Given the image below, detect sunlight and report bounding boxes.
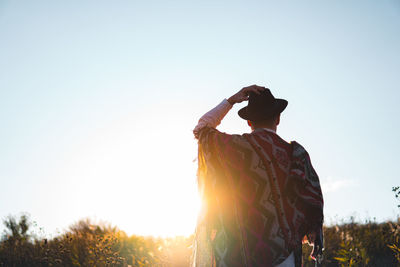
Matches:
[52,104,201,237]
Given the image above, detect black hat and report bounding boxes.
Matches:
[238,89,288,121]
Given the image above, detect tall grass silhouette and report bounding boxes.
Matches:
[1,187,399,266]
[1,215,399,266]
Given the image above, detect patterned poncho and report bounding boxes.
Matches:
[192,127,324,267]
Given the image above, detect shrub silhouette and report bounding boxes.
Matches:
[1,214,399,266]
[0,215,193,267]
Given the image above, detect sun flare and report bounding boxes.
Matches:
[54,108,202,237]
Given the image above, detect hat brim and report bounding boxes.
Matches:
[238,98,288,121]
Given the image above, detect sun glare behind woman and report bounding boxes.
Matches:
[58,107,202,237]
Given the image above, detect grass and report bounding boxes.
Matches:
[1,214,399,266]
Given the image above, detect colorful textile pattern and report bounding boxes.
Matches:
[192,127,324,267]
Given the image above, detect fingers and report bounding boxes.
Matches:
[250,87,265,94]
[238,95,249,102]
[243,85,266,95]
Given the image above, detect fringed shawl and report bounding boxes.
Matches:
[192,127,324,267]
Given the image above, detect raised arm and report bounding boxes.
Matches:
[193,99,232,138]
[193,85,265,138]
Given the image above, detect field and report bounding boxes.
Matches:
[1,214,399,267]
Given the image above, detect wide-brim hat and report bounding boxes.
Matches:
[238,89,288,121]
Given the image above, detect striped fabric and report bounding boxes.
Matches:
[192,127,324,267]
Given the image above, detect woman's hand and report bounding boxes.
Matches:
[227,85,266,105]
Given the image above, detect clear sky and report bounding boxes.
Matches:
[1,0,399,237]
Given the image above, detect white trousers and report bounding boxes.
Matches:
[275,252,295,267]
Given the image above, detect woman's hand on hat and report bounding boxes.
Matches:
[227,85,265,105]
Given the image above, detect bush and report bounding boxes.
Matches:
[1,214,399,266]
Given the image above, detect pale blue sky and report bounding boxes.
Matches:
[0,0,399,237]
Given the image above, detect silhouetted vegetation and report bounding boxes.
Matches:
[1,189,399,266]
[0,215,192,267]
[301,218,400,267]
[1,215,399,266]
[393,186,400,209]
